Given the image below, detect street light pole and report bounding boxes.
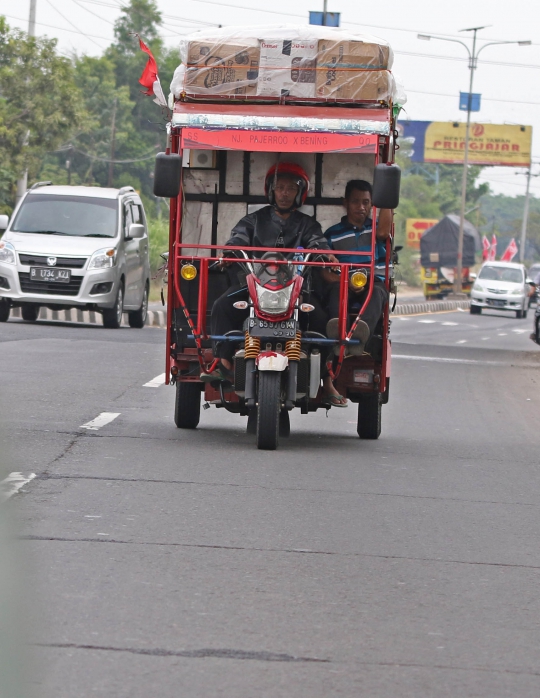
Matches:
[417,30,531,295]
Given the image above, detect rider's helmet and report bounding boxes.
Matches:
[265,162,310,209]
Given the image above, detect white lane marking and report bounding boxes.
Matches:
[512,329,528,334]
[1,472,36,502]
[143,373,166,388]
[418,319,436,324]
[481,337,490,340]
[393,354,539,367]
[397,317,411,321]
[498,333,508,336]
[80,412,120,431]
[442,322,459,326]
[456,340,467,344]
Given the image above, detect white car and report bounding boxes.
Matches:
[470,261,529,318]
[0,183,150,328]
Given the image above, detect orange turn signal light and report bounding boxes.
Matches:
[300,303,315,313]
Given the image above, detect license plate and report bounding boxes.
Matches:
[29,267,71,283]
[354,370,374,384]
[248,318,297,338]
[487,298,505,307]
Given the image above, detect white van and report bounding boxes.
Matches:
[0,183,150,328]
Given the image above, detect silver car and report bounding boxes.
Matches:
[470,261,529,318]
[0,183,150,328]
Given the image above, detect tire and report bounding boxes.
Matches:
[21,304,40,322]
[536,318,540,344]
[256,372,282,450]
[516,309,523,319]
[102,284,124,329]
[470,305,481,315]
[174,381,201,429]
[522,309,528,319]
[0,299,10,322]
[357,393,382,440]
[128,283,149,328]
[279,409,291,438]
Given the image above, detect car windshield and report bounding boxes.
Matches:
[478,265,523,283]
[12,194,118,238]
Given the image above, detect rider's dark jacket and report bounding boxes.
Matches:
[225,206,330,252]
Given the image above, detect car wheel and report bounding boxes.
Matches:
[128,283,149,329]
[470,305,481,315]
[522,308,528,319]
[516,309,524,319]
[21,304,40,322]
[0,299,10,322]
[102,284,123,329]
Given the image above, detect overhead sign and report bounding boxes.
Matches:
[459,92,481,112]
[399,121,532,167]
[406,218,439,249]
[181,129,378,153]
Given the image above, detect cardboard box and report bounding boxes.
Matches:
[316,68,394,103]
[185,41,260,96]
[257,39,318,98]
[317,40,391,70]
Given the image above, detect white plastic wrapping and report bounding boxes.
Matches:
[171,25,401,105]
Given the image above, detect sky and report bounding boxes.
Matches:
[2,0,540,199]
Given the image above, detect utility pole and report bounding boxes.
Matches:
[107,98,117,188]
[417,30,531,295]
[322,0,327,26]
[15,0,37,205]
[519,168,531,264]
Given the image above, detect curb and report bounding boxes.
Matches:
[392,300,470,316]
[10,306,167,328]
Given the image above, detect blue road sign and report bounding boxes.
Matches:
[309,11,340,26]
[459,92,481,112]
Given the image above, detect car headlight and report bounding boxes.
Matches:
[255,285,293,315]
[0,241,16,265]
[511,287,524,295]
[88,248,117,269]
[473,283,484,292]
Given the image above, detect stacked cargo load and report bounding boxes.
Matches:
[170,25,404,107]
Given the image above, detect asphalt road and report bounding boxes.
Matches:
[1,309,540,697]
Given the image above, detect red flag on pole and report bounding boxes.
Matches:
[482,235,491,261]
[488,234,497,261]
[137,35,167,106]
[500,238,518,262]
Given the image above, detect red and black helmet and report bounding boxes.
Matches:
[265,162,310,209]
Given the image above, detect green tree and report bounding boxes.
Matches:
[0,18,82,212]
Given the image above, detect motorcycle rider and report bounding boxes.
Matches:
[201,162,344,404]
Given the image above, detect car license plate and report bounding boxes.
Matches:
[248,318,297,338]
[29,267,71,283]
[487,298,505,307]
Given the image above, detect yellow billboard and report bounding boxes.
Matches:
[400,121,532,167]
[405,218,439,249]
[424,122,532,167]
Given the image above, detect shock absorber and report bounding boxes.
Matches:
[244,331,260,407]
[285,331,301,406]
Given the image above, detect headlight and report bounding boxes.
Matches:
[0,241,16,265]
[511,287,524,295]
[255,284,293,315]
[473,283,484,292]
[88,248,116,269]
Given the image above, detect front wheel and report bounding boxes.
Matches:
[470,305,481,315]
[256,372,282,450]
[128,284,149,329]
[21,304,40,322]
[0,299,10,322]
[102,285,124,329]
[357,393,382,440]
[174,381,201,429]
[516,308,524,319]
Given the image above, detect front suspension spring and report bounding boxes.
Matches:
[285,331,302,362]
[244,332,261,359]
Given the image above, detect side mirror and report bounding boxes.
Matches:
[372,163,401,210]
[154,152,181,198]
[128,223,145,239]
[0,215,9,230]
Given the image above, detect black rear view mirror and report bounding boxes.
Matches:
[154,152,182,198]
[372,163,401,210]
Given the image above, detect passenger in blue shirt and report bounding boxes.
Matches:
[322,179,393,354]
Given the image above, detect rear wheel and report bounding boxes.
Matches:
[128,283,149,329]
[357,393,382,440]
[102,285,123,329]
[0,299,10,322]
[174,381,201,429]
[21,304,39,322]
[470,305,481,315]
[256,372,281,450]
